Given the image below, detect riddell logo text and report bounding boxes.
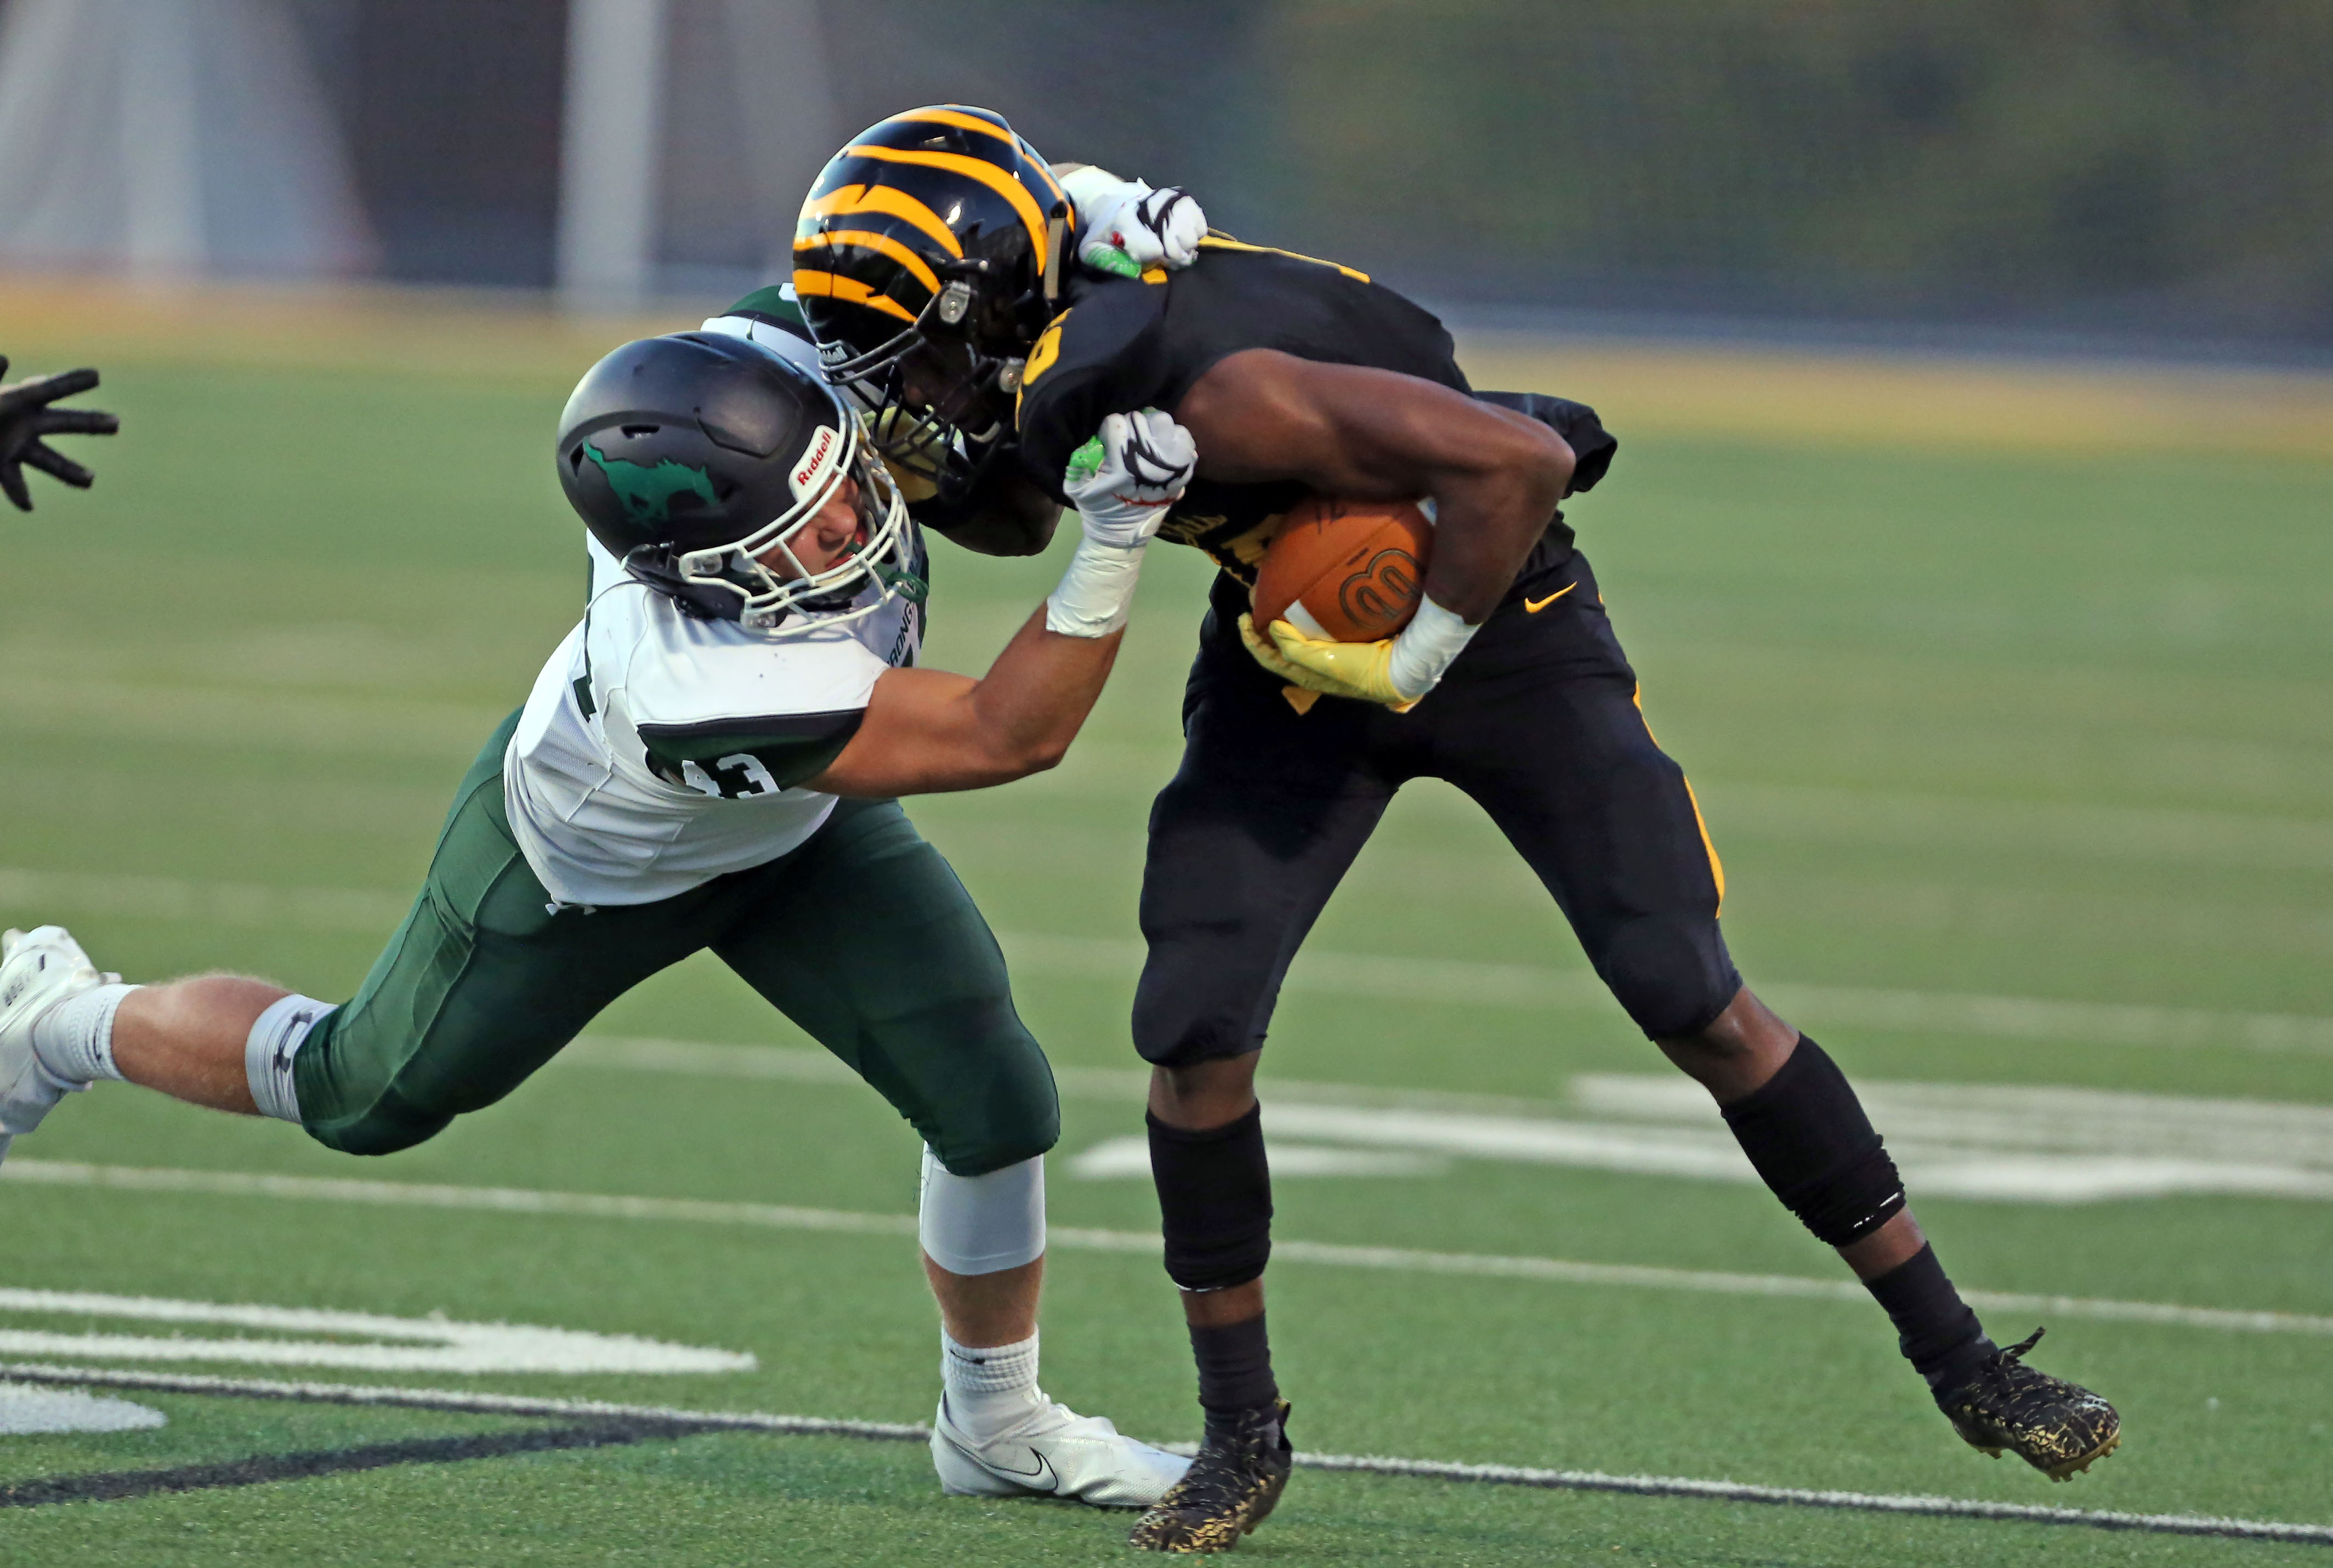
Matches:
[793,426,839,495]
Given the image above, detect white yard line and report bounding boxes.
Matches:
[1018,933,2333,1058]
[7,1160,2329,1338]
[7,865,2332,1053]
[3,1362,2327,1546]
[0,1362,929,1440]
[566,1039,2333,1204]
[0,1288,750,1375]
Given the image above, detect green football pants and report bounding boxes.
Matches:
[293,711,1058,1175]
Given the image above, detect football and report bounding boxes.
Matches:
[1250,495,1433,642]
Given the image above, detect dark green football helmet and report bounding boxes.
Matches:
[555,332,915,634]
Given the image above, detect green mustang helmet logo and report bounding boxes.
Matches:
[582,441,718,525]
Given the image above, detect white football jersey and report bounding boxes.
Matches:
[504,535,924,907]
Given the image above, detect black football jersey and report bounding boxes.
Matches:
[1012,235,1614,595]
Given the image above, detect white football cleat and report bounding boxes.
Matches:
[931,1391,1190,1509]
[0,925,115,1163]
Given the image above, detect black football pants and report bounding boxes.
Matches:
[1132,552,1740,1066]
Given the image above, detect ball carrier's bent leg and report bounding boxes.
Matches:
[1127,624,1400,1552]
[1437,558,2118,1479]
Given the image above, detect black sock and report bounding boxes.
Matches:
[1190,1313,1279,1424]
[1869,1243,1993,1392]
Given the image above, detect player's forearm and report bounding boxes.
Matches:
[1179,351,1573,624]
[1418,452,1573,622]
[814,612,1121,796]
[962,608,1123,777]
[824,409,1175,794]
[917,471,1064,558]
[1405,399,1573,621]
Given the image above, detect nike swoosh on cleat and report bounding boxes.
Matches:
[947,1432,1059,1493]
[989,1447,1059,1491]
[1524,584,1577,613]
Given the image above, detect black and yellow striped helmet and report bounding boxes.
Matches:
[793,105,1072,499]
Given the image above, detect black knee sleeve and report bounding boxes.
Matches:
[1149,1105,1273,1291]
[1595,912,1741,1039]
[1719,1037,1905,1247]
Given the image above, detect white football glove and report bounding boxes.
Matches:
[1061,168,1207,277]
[1062,408,1196,549]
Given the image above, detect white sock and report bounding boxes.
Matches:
[244,993,334,1124]
[942,1330,1043,1435]
[29,983,135,1084]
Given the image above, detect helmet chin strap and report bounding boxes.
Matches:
[1042,202,1070,305]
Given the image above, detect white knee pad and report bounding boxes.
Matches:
[245,994,334,1124]
[918,1145,1046,1276]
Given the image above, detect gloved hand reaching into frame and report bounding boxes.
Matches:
[0,358,119,512]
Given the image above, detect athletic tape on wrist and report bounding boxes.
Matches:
[1387,596,1479,699]
[1045,535,1146,637]
[1719,1036,1905,1247]
[243,994,334,1125]
[918,1145,1046,1276]
[30,981,135,1083]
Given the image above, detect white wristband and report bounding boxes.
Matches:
[1387,596,1480,699]
[1045,534,1148,637]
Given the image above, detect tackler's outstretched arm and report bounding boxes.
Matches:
[809,410,1196,797]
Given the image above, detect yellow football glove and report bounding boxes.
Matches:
[1236,613,1420,713]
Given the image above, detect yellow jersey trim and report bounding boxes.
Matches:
[1195,232,1370,283]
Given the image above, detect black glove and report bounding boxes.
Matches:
[0,356,120,512]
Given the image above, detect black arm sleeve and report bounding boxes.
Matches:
[1475,391,1619,494]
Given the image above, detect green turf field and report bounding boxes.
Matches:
[2,340,2330,1566]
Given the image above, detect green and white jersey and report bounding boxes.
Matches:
[503,532,925,908]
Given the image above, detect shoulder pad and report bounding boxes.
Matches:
[699,310,822,378]
[724,284,806,328]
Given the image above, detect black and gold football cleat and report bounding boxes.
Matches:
[1935,1328,2121,1481]
[1127,1400,1293,1554]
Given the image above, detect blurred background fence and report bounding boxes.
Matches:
[0,0,2327,357]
